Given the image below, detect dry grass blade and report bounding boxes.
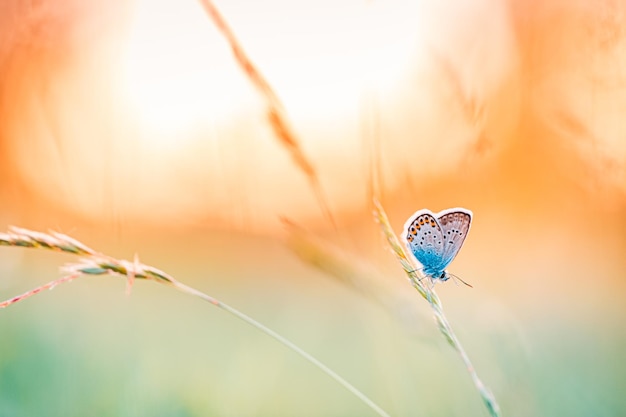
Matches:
[373,199,502,417]
[0,226,390,417]
[284,217,391,306]
[196,0,336,228]
[429,48,484,127]
[0,273,82,309]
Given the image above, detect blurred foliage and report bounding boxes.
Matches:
[1,251,625,417]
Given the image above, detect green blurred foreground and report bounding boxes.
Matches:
[0,240,625,417]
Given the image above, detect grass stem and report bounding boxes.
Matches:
[373,199,502,417]
[0,226,390,417]
[196,0,336,228]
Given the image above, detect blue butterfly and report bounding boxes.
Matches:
[403,208,473,283]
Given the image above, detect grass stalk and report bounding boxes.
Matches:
[373,199,502,417]
[196,0,336,228]
[0,226,390,417]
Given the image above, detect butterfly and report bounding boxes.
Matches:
[403,208,473,284]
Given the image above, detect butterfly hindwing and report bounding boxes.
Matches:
[437,208,472,268]
[404,210,446,276]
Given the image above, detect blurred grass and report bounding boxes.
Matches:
[1,238,625,417]
[1,0,625,416]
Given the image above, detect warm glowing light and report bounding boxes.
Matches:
[123,0,251,138]
[13,0,457,230]
[122,0,422,142]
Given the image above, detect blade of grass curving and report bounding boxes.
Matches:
[373,199,502,417]
[163,279,391,417]
[196,0,336,228]
[0,227,390,417]
[283,217,386,301]
[0,273,82,309]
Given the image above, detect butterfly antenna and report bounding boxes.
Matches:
[449,273,473,288]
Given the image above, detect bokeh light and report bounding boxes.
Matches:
[0,0,625,416]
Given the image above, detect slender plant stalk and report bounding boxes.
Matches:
[0,226,390,417]
[196,0,336,228]
[373,199,502,417]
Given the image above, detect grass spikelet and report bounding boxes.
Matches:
[0,226,390,417]
[373,199,502,417]
[283,217,430,331]
[283,218,387,302]
[196,0,336,228]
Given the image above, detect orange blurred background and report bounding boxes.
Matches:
[0,0,625,416]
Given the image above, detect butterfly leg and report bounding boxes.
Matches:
[407,267,424,275]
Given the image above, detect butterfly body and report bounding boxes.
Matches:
[403,208,472,283]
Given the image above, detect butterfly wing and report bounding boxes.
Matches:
[403,209,447,277]
[436,208,472,268]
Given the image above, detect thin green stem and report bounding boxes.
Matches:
[165,280,391,417]
[0,226,391,417]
